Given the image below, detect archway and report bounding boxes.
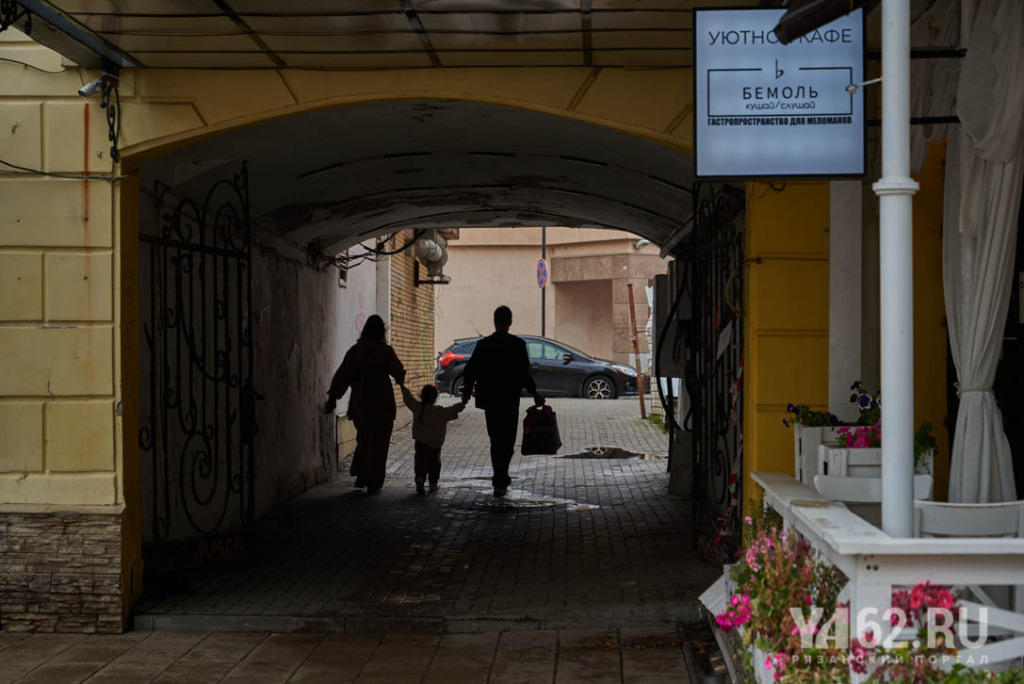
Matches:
[126,98,731,631]
[136,98,695,250]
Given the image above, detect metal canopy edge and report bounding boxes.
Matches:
[13,0,138,69]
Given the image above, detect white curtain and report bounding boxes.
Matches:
[909,0,960,173]
[945,0,1024,502]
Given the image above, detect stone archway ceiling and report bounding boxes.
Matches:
[20,0,763,70]
[140,99,696,250]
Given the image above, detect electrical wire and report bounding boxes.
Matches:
[0,158,123,181]
[353,231,399,257]
[0,57,70,74]
[306,236,399,273]
[362,229,426,256]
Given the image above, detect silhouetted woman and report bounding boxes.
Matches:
[325,315,405,494]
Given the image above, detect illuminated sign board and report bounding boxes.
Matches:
[694,8,865,179]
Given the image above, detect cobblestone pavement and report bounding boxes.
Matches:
[0,627,698,683]
[135,399,720,632]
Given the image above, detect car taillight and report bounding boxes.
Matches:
[438,351,466,368]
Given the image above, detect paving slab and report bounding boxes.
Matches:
[218,634,323,683]
[152,660,237,684]
[0,401,717,683]
[0,635,87,684]
[2,626,698,683]
[490,630,559,684]
[14,662,105,684]
[84,663,170,684]
[134,399,717,634]
[175,633,267,664]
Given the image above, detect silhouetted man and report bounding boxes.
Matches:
[461,305,544,497]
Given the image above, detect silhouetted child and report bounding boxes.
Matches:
[400,383,466,495]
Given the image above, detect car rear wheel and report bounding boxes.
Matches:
[583,375,616,400]
[452,376,464,398]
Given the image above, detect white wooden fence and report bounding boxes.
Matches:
[752,472,1024,674]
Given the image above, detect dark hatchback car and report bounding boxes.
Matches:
[435,335,638,399]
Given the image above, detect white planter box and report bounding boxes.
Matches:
[817,445,934,478]
[793,424,842,486]
[752,644,775,683]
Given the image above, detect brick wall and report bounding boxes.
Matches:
[0,507,124,633]
[335,234,436,470]
[389,231,436,399]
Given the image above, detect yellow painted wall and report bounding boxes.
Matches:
[913,141,950,500]
[743,182,831,514]
[0,26,136,622]
[124,67,694,164]
[741,146,950,512]
[0,33,119,507]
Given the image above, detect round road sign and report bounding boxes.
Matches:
[537,258,548,289]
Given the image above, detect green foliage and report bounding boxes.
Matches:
[722,504,1019,683]
[942,665,1024,683]
[646,415,669,433]
[864,650,1024,682]
[742,501,782,548]
[783,404,839,428]
[722,509,848,683]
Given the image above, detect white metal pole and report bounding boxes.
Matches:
[873,0,919,538]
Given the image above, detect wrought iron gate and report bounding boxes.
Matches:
[681,182,745,564]
[139,164,256,542]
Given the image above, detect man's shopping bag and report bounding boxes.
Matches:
[521,405,562,455]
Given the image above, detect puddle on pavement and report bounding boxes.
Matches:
[559,446,666,460]
[446,476,510,489]
[447,489,599,512]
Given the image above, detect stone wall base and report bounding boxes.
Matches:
[0,506,124,633]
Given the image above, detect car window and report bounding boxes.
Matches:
[524,338,590,360]
[527,341,544,359]
[542,343,565,361]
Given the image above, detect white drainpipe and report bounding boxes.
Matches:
[874,0,919,538]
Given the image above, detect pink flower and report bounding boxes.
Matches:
[745,548,761,572]
[744,516,753,525]
[849,639,869,675]
[771,653,789,680]
[910,585,924,610]
[715,593,751,632]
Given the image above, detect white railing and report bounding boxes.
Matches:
[752,472,1024,672]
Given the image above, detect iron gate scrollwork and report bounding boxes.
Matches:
[681,181,745,565]
[139,164,256,542]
